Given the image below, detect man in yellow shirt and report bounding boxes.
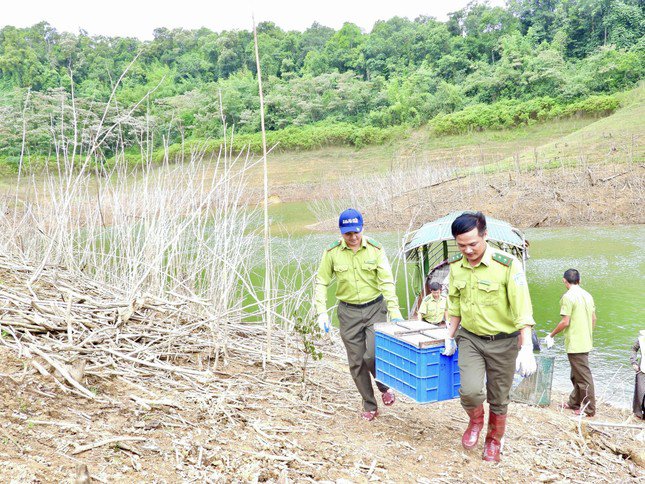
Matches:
[314,209,403,421]
[545,269,597,417]
[417,282,448,325]
[443,211,536,462]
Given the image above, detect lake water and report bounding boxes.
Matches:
[263,225,644,408]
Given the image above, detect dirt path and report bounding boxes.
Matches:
[1,344,643,483]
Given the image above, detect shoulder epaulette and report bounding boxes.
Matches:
[492,252,512,267]
[366,237,382,249]
[448,253,463,263]
[326,240,341,251]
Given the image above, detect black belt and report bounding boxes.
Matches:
[340,294,384,309]
[462,327,519,341]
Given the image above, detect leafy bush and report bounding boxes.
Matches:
[158,122,405,160]
[430,94,620,135]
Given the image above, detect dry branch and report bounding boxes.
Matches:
[71,436,148,455]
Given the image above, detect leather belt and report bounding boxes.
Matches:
[462,327,519,341]
[340,294,384,309]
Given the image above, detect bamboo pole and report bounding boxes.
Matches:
[253,17,273,362]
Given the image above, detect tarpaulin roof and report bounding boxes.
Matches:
[404,211,525,256]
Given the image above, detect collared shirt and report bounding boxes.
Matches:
[448,244,534,336]
[314,236,402,320]
[418,295,447,323]
[560,285,595,353]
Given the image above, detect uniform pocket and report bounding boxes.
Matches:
[453,280,467,291]
[362,262,377,272]
[477,281,500,306]
[335,265,350,282]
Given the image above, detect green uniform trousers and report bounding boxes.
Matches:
[567,352,596,416]
[455,327,519,415]
[337,298,389,412]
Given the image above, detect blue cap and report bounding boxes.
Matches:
[339,208,363,234]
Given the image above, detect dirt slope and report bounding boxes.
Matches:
[1,343,643,483]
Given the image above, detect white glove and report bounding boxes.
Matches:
[317,313,330,333]
[443,337,457,356]
[516,344,537,377]
[544,334,555,349]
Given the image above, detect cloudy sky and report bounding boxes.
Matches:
[2,0,506,39]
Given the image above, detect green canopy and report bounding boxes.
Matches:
[404,211,525,257]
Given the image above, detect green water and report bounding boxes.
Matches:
[523,225,644,408]
[261,225,643,408]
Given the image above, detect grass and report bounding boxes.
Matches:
[254,116,619,234]
[253,86,644,190]
[235,117,597,190]
[500,84,644,169]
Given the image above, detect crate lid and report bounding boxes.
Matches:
[396,320,440,332]
[374,323,414,336]
[399,332,445,348]
[422,328,450,340]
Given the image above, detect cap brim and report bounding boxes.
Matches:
[340,226,362,234]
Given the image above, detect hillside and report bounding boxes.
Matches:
[263,86,643,233]
[1,1,643,170]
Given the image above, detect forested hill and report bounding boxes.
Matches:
[0,0,643,165]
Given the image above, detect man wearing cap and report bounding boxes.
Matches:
[442,211,536,462]
[314,208,403,421]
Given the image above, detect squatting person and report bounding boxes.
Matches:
[442,211,537,462]
[545,269,597,417]
[417,282,448,325]
[314,208,403,421]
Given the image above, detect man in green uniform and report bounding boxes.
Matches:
[417,282,448,324]
[545,269,597,417]
[442,211,536,462]
[315,208,403,421]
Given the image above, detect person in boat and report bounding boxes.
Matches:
[545,269,597,417]
[417,282,448,326]
[314,208,403,422]
[442,211,537,462]
[630,330,645,420]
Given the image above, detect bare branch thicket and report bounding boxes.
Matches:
[307,161,458,224]
[0,78,349,408]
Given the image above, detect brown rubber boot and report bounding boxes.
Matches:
[461,405,485,450]
[482,412,507,462]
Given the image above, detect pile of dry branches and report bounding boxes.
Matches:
[0,251,281,401]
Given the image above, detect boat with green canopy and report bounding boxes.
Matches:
[402,211,529,318]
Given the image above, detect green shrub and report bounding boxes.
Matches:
[156,122,403,161]
[560,95,620,117]
[430,94,620,135]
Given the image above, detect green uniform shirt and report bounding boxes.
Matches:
[448,244,534,336]
[418,295,447,323]
[560,285,595,353]
[315,236,402,320]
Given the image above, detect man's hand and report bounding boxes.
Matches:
[443,337,457,356]
[317,313,330,333]
[544,334,555,349]
[516,344,537,377]
[634,364,641,373]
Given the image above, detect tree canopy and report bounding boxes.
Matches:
[0,0,643,161]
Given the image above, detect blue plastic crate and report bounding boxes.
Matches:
[375,331,460,404]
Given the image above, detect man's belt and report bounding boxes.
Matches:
[462,327,519,341]
[340,294,384,309]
